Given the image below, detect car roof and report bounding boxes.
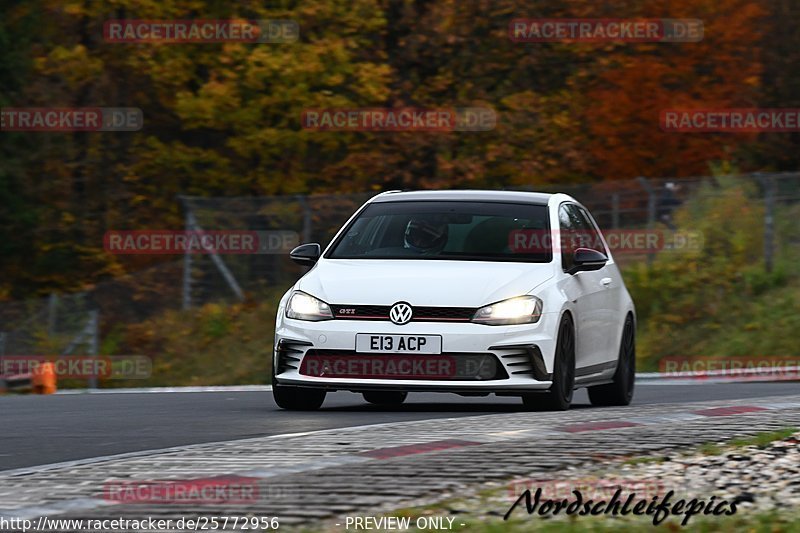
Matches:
[371,189,554,205]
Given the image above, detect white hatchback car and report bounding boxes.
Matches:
[273,190,636,411]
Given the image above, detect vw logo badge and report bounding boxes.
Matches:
[389,302,413,325]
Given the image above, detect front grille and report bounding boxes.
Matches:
[415,307,477,321]
[300,350,507,380]
[331,305,476,322]
[331,305,389,319]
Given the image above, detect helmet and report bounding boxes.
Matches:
[404,216,448,253]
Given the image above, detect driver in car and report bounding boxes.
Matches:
[403,216,449,254]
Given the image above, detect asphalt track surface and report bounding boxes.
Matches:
[1,382,799,471]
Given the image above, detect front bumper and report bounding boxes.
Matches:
[273,313,560,393]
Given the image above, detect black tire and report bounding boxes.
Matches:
[522,314,575,411]
[363,391,408,406]
[273,383,326,410]
[588,314,635,407]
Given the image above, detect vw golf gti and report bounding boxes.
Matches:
[273,190,636,410]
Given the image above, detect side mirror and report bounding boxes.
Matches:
[289,243,321,266]
[567,247,608,275]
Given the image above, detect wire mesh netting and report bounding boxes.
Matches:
[1,173,798,374]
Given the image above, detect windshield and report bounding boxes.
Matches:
[327,201,552,262]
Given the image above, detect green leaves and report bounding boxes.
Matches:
[1,0,797,297]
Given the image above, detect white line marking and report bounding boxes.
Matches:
[238,455,371,478]
[42,370,796,395]
[0,416,465,478]
[55,385,273,395]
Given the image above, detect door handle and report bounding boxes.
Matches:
[601,277,612,287]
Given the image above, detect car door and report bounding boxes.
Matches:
[575,206,624,362]
[557,203,615,375]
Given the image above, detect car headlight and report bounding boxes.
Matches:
[285,291,333,321]
[471,295,543,325]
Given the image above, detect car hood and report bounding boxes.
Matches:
[296,259,555,307]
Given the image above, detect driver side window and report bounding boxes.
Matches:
[558,204,577,272]
[570,205,606,255]
[559,203,606,272]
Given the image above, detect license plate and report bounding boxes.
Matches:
[355,334,442,354]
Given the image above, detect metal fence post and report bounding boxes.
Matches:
[47,292,58,336]
[637,177,657,266]
[638,178,656,228]
[611,193,620,229]
[88,310,99,390]
[756,173,776,273]
[297,195,312,243]
[0,332,5,391]
[182,200,193,310]
[186,210,246,302]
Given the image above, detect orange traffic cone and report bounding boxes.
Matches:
[32,362,57,394]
